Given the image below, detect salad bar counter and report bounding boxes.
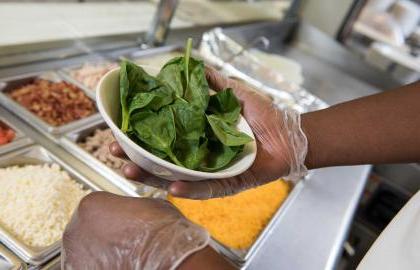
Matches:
[0,22,382,270]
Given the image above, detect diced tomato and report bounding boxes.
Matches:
[5,129,15,141]
[0,136,8,145]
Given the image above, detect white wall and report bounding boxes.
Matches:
[300,0,356,37]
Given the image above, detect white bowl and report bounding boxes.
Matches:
[96,66,257,181]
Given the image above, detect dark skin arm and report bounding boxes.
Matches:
[303,81,420,169]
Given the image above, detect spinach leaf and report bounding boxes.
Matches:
[126,61,160,93]
[157,57,184,97]
[120,61,130,132]
[206,114,253,146]
[170,99,206,141]
[184,38,192,90]
[184,58,209,110]
[170,99,207,169]
[200,140,243,171]
[207,88,241,124]
[130,107,182,166]
[174,138,208,169]
[128,85,174,113]
[120,61,162,132]
[181,38,209,110]
[128,133,168,159]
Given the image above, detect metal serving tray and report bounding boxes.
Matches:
[0,72,102,139]
[58,61,118,99]
[147,181,303,267]
[0,243,25,270]
[122,44,183,63]
[61,120,149,197]
[0,145,102,266]
[0,116,33,155]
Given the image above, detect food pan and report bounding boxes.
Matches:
[61,121,148,197]
[58,61,118,99]
[36,255,60,270]
[146,182,302,267]
[122,44,183,63]
[0,145,102,266]
[0,72,102,138]
[0,116,33,155]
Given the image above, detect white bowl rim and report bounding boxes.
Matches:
[96,67,257,179]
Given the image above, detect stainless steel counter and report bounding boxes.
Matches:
[0,21,390,270]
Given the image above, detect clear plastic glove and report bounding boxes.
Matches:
[62,192,209,270]
[110,67,308,199]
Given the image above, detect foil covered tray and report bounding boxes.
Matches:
[0,72,102,140]
[0,145,102,266]
[199,28,328,113]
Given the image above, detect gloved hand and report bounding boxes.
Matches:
[62,192,209,270]
[110,67,308,199]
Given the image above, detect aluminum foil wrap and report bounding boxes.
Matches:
[199,28,328,113]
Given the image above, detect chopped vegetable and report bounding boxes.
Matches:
[7,79,96,126]
[120,38,253,171]
[0,121,16,145]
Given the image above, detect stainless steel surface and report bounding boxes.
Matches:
[245,166,371,270]
[0,145,102,265]
[61,121,141,197]
[35,256,60,270]
[0,116,32,155]
[0,243,24,270]
[145,0,179,46]
[122,44,183,61]
[375,163,420,195]
[0,72,102,140]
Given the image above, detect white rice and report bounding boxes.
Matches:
[0,163,90,247]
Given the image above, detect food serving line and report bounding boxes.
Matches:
[0,22,391,270]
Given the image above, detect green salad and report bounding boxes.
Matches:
[119,38,253,172]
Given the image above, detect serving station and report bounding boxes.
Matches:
[0,13,399,270]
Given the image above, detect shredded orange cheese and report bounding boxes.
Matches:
[168,180,290,249]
